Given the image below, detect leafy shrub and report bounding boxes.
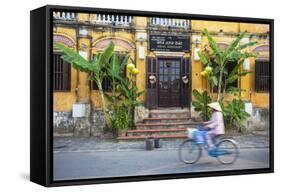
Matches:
[111,105,132,134]
[192,90,212,121]
[221,99,250,132]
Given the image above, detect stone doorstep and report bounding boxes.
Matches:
[127,128,187,133]
[149,113,190,118]
[143,117,191,120]
[136,122,201,127]
[149,109,190,114]
[142,117,193,123]
[117,134,188,140]
[127,128,187,137]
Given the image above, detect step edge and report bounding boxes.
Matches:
[118,135,188,140]
[127,128,187,133]
[143,117,192,120]
[136,122,201,126]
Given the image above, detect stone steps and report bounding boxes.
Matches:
[127,128,187,136]
[142,117,192,123]
[117,134,188,140]
[136,122,200,129]
[149,109,190,118]
[117,108,201,141]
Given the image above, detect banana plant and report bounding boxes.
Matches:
[53,41,114,128]
[104,54,129,106]
[118,70,145,128]
[192,89,212,121]
[222,99,250,132]
[198,28,257,101]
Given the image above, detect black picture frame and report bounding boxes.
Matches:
[30,5,274,187]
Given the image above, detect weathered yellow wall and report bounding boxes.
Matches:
[90,91,103,109]
[77,38,91,103]
[240,23,269,34]
[53,16,270,112]
[53,27,77,112]
[191,20,270,108]
[192,20,239,33]
[135,16,147,102]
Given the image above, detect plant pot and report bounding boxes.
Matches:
[145,137,154,150]
[118,130,127,137]
[154,138,161,148]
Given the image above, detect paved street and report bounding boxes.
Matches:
[54,135,270,152]
[53,147,270,181]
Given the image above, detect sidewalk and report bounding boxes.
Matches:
[53,134,269,152]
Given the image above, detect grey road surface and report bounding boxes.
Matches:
[53,148,269,181]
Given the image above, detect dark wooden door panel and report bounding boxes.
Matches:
[158,59,181,107]
[180,57,190,107]
[146,57,191,108]
[146,57,158,108]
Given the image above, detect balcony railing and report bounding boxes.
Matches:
[53,11,77,21]
[150,17,189,28]
[94,14,133,26]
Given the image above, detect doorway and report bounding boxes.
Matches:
[158,58,181,107]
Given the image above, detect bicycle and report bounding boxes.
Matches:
[178,129,239,164]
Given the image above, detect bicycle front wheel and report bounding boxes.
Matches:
[216,139,239,164]
[178,140,202,164]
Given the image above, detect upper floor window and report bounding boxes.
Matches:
[53,53,71,91]
[255,59,270,92]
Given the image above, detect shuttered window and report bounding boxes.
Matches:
[255,59,270,92]
[53,53,71,91]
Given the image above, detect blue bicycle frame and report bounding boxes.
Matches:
[192,129,228,157]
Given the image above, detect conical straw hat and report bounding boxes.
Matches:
[207,102,222,112]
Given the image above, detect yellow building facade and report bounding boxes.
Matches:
[53,12,270,115]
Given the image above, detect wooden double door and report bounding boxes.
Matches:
[158,59,182,107]
[146,57,190,108]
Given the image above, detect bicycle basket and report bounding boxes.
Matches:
[193,130,206,144]
[187,128,197,139]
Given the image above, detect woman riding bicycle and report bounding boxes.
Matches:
[179,102,238,164]
[202,102,225,151]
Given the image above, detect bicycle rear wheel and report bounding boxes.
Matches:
[216,139,239,164]
[178,140,202,164]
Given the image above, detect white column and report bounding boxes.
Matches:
[172,19,176,26]
[66,12,70,20]
[97,14,101,21]
[124,16,128,24]
[62,12,65,19]
[160,18,164,25]
[156,17,160,25]
[168,18,172,26]
[107,14,110,22]
[71,13,75,20]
